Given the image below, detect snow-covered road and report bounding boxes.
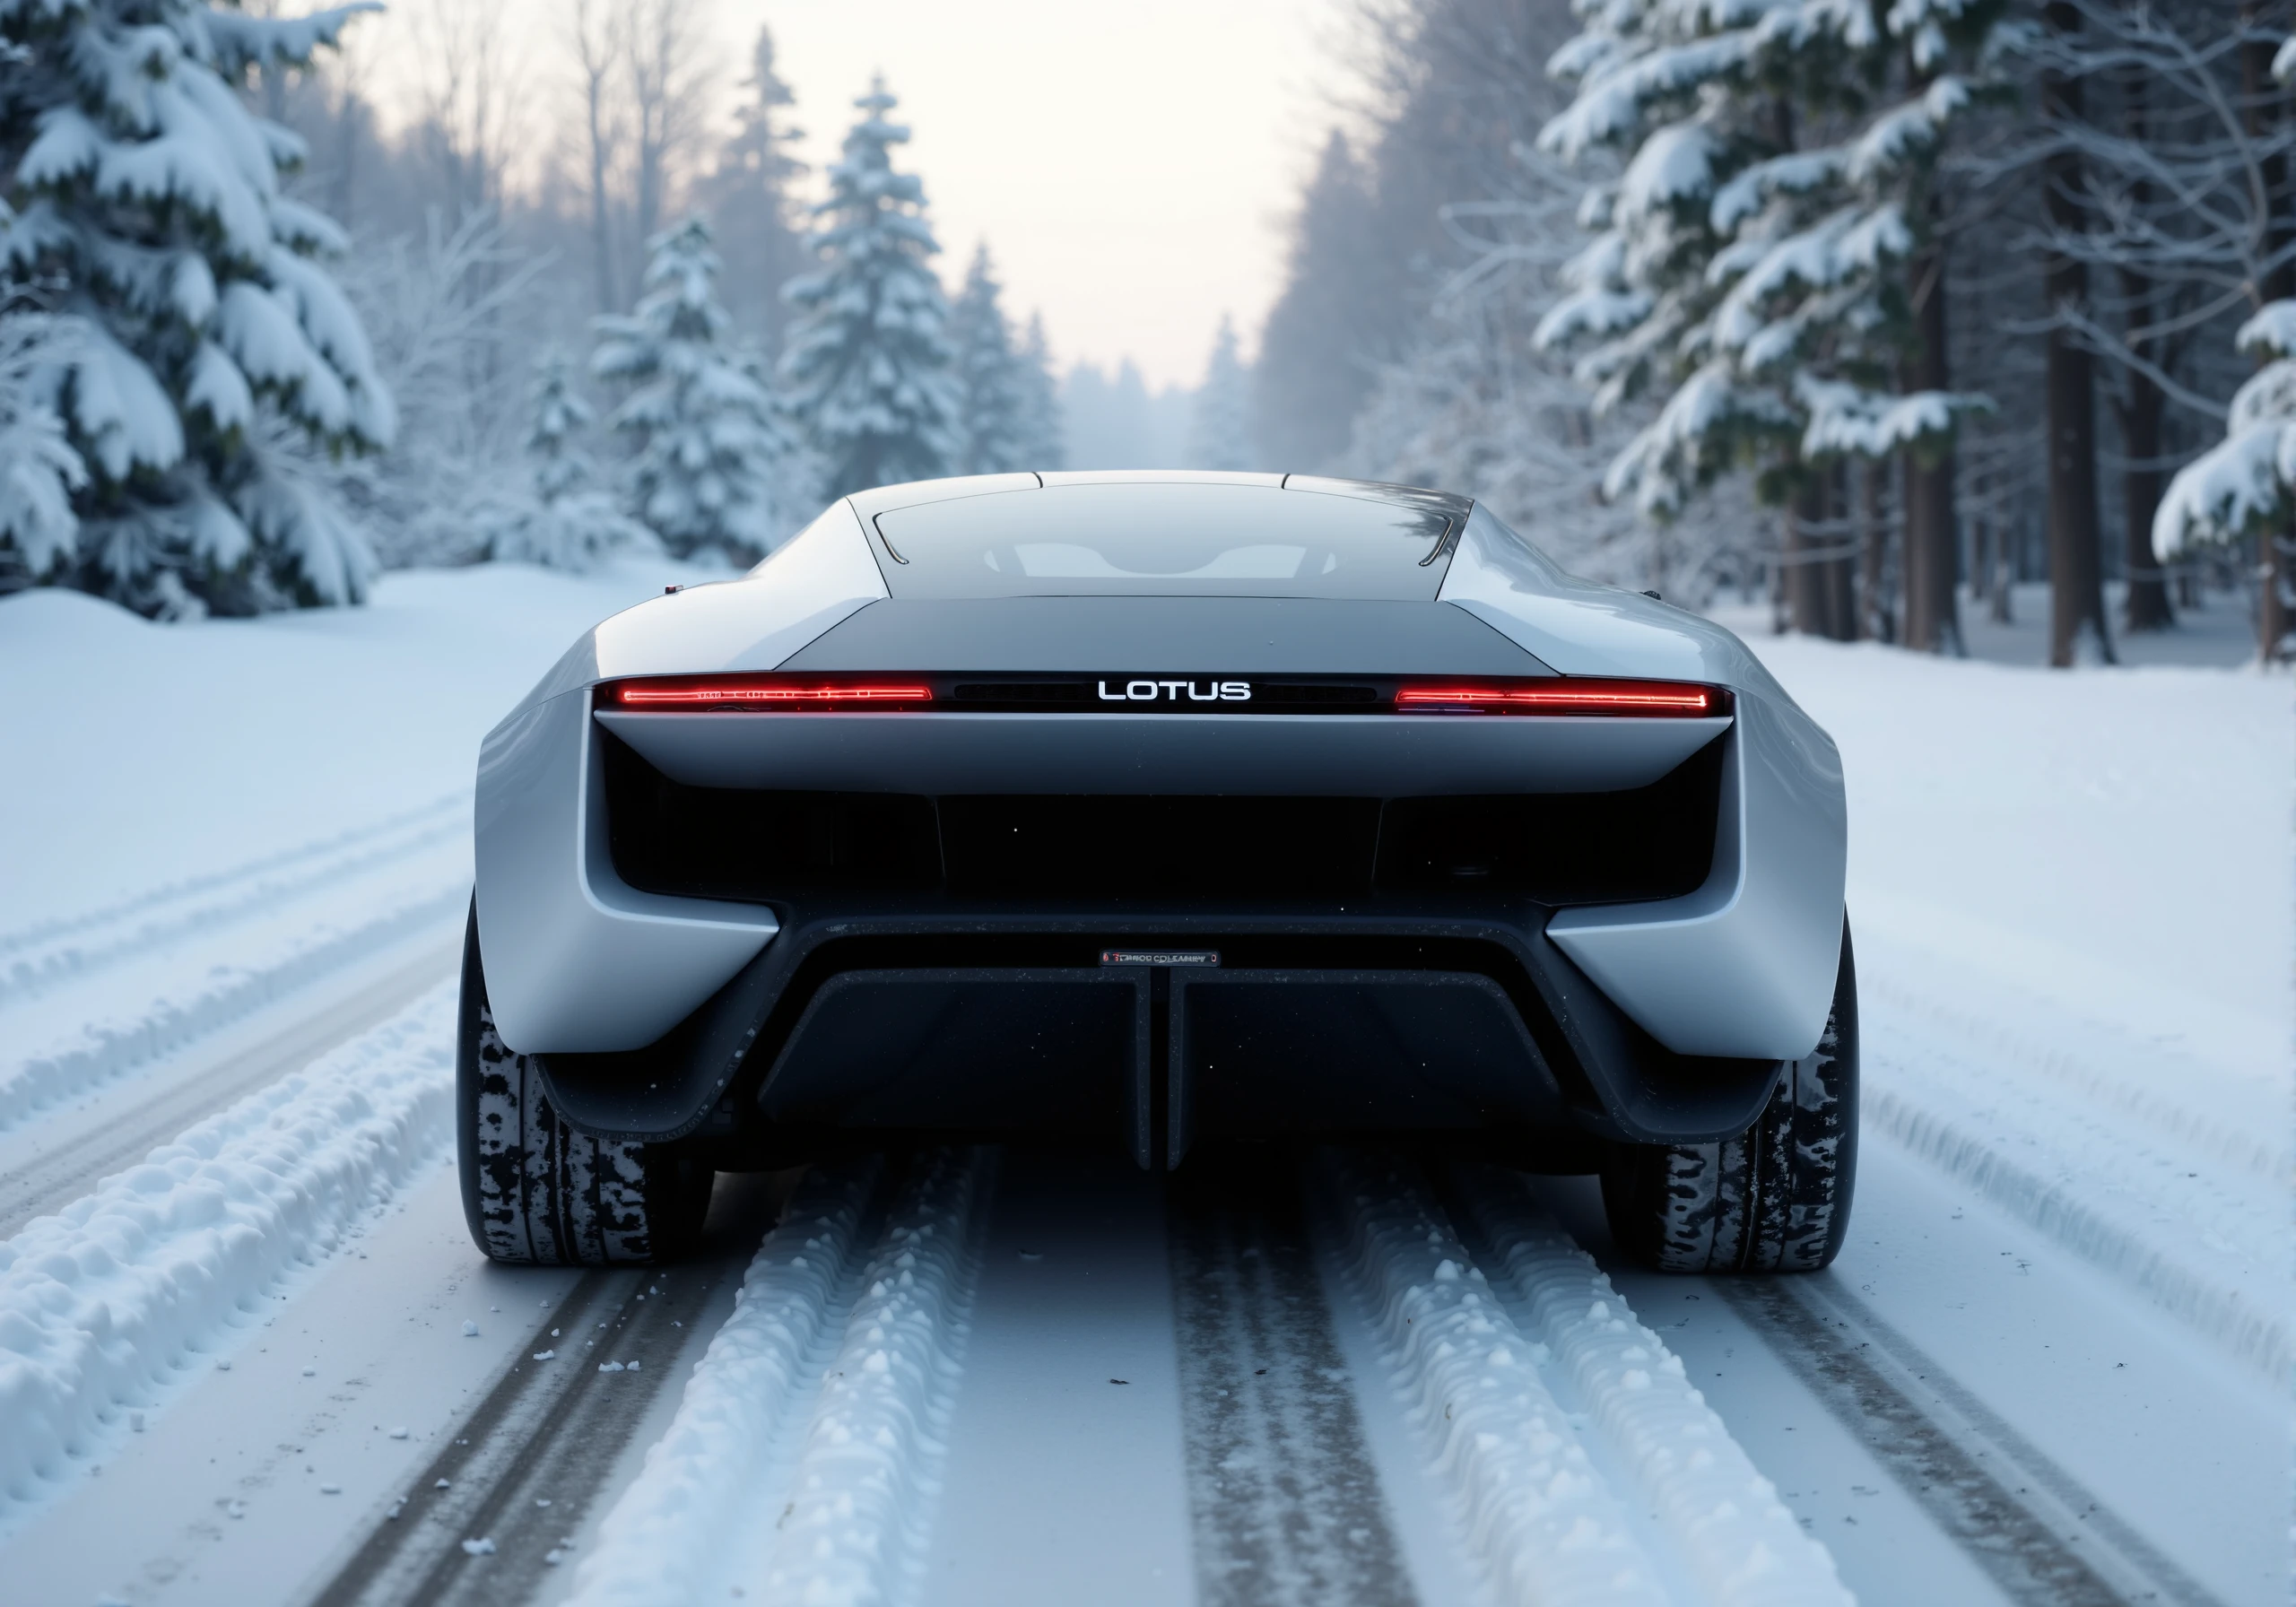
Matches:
[0,567,2284,1606]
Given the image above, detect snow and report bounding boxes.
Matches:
[1745,636,2292,1375]
[570,1151,996,1606]
[0,984,455,1508]
[1326,1150,1852,1606]
[0,559,699,928]
[0,560,2282,1603]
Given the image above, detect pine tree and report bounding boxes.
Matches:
[592,217,787,563]
[480,349,657,572]
[1535,0,2001,615]
[2151,36,2296,664]
[0,305,86,586]
[1187,316,1254,471]
[778,78,959,499]
[947,244,1030,475]
[1013,311,1064,470]
[0,1,393,617]
[696,24,808,357]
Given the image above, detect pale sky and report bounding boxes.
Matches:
[347,1,1355,392]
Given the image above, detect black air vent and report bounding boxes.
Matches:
[939,795,1381,900]
[602,733,941,900]
[1374,737,1722,902]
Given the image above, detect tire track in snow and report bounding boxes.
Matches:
[0,984,458,1513]
[1859,983,2289,1384]
[1170,1149,1421,1607]
[1320,1150,1853,1607]
[0,881,471,1137]
[1720,1277,2231,1607]
[566,1148,995,1607]
[1448,1165,1856,1607]
[558,1159,884,1606]
[304,1256,744,1607]
[0,792,466,1006]
[0,934,461,1238]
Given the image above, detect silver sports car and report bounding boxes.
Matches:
[460,472,1855,1273]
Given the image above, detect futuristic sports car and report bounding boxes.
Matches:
[458,471,1856,1273]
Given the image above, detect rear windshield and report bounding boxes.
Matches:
[865,482,1460,600]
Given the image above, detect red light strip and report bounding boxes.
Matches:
[1396,680,1717,715]
[613,681,933,708]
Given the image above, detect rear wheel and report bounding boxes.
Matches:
[456,906,713,1264]
[1600,924,1857,1273]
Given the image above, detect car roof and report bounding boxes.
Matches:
[840,471,1476,602]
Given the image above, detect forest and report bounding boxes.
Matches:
[0,0,2290,666]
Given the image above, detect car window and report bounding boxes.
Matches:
[867,482,1457,599]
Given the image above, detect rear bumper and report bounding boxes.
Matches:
[474,686,1843,1151]
[528,909,1786,1154]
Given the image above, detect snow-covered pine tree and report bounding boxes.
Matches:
[2150,37,2296,664]
[947,244,1031,475]
[592,217,787,564]
[479,348,657,572]
[1534,0,2000,637]
[778,78,960,499]
[1013,310,1064,470]
[0,304,86,588]
[0,1,393,616]
[696,23,809,357]
[1186,316,1254,471]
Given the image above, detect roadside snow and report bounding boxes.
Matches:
[0,560,701,931]
[0,985,457,1507]
[1749,638,2292,1374]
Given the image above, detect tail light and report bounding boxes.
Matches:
[604,677,934,709]
[1395,679,1724,716]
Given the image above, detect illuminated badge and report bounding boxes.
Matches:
[1099,949,1221,968]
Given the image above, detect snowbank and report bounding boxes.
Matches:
[0,986,457,1507]
[1751,637,2292,1373]
[0,560,701,930]
[1748,639,2290,1069]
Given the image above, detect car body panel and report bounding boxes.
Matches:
[470,473,1848,1117]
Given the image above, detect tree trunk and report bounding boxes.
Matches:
[1859,462,1893,641]
[576,1,621,316]
[2116,67,2176,632]
[1901,235,1961,655]
[2245,6,2292,661]
[2120,364,2174,630]
[2041,1,2116,667]
[1784,499,1819,636]
[1825,463,1857,640]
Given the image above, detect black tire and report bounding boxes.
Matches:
[1601,923,1858,1273]
[455,905,713,1264]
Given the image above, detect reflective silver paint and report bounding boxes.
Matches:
[1441,505,1848,1058]
[474,689,778,1054]
[473,476,1848,1066]
[470,501,888,1052]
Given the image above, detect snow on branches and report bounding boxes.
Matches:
[0,305,87,578]
[1534,0,2001,517]
[0,0,390,615]
[2154,304,2296,563]
[592,217,788,564]
[480,349,658,573]
[1187,317,1254,472]
[946,245,1032,476]
[2151,40,2296,626]
[778,79,960,500]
